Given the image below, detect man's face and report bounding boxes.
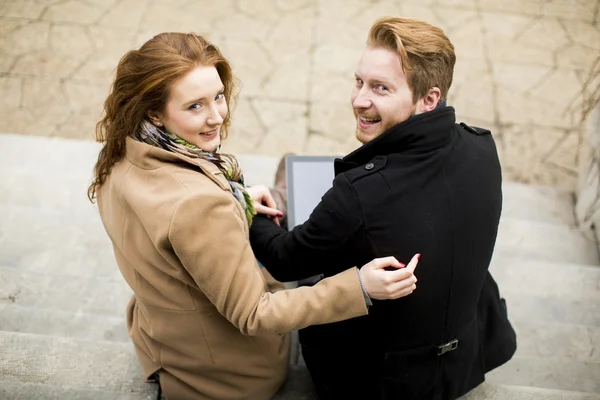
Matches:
[351,46,417,144]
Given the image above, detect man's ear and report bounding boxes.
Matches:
[146,110,163,127]
[416,87,442,113]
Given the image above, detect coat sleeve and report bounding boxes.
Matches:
[250,173,363,281]
[168,187,368,336]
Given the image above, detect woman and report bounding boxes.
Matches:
[88,32,418,400]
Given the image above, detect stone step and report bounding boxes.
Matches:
[1,204,594,280]
[3,381,597,400]
[2,269,598,369]
[489,256,600,300]
[487,355,600,394]
[462,383,600,400]
[1,253,598,326]
[494,217,599,266]
[0,381,157,400]
[502,290,600,327]
[0,331,155,395]
[0,267,131,317]
[509,319,600,365]
[273,363,600,399]
[0,304,129,343]
[0,133,100,177]
[1,159,576,228]
[3,331,596,400]
[0,243,120,280]
[0,132,278,182]
[491,254,600,330]
[501,182,575,227]
[0,133,578,227]
[0,204,120,278]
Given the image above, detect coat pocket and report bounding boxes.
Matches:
[380,344,439,398]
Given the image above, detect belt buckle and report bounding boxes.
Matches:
[437,339,459,356]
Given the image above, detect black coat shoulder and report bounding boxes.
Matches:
[342,156,388,184]
[458,122,491,136]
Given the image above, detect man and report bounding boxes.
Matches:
[250,16,516,400]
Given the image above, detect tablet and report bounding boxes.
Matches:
[285,155,338,230]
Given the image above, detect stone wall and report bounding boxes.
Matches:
[1,0,600,191]
[576,103,600,242]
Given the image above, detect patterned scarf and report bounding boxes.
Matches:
[133,119,256,226]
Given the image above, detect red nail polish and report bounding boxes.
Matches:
[277,212,283,217]
[416,253,421,260]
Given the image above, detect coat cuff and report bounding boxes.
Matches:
[356,269,373,307]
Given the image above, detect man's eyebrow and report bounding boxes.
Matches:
[371,78,393,86]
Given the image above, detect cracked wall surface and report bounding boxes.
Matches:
[1,0,599,189]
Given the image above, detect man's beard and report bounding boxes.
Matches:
[354,115,405,144]
[354,106,418,144]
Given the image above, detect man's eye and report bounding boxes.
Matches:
[355,78,363,86]
[376,85,388,91]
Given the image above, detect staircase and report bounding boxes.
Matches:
[0,133,599,400]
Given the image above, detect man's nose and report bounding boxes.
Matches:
[352,88,371,109]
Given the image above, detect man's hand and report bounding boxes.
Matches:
[247,185,283,225]
[359,254,419,300]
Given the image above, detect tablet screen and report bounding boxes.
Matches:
[286,155,337,229]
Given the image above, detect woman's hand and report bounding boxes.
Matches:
[247,185,283,225]
[359,254,419,300]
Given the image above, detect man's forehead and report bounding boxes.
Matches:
[355,46,404,80]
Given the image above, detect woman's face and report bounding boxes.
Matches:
[154,65,228,152]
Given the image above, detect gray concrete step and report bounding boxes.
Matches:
[0,267,131,316]
[0,205,119,279]
[489,256,600,300]
[0,381,156,400]
[274,365,600,399]
[487,355,600,394]
[1,133,598,398]
[490,257,600,329]
[510,319,600,364]
[0,331,154,395]
[0,304,129,343]
[503,290,600,327]
[0,132,578,228]
[0,134,100,176]
[495,217,599,266]
[1,206,595,282]
[501,182,575,227]
[462,383,600,400]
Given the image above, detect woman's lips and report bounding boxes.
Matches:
[199,129,218,138]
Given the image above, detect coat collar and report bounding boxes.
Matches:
[335,106,456,174]
[124,136,231,192]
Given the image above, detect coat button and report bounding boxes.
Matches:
[365,163,375,170]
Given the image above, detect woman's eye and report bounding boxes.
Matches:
[215,92,225,100]
[355,78,363,86]
[189,103,202,110]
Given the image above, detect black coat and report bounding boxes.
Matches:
[250,107,516,400]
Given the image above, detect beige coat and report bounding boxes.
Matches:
[97,137,368,400]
